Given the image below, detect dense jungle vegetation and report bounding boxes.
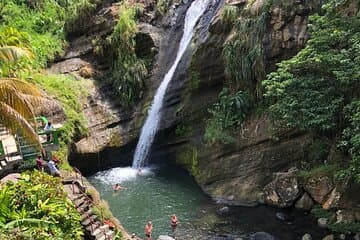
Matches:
[0,171,83,239]
[0,0,96,237]
[209,0,360,183]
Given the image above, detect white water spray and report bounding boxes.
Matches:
[132,0,210,168]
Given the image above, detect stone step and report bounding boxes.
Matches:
[98,230,114,240]
[86,222,101,234]
[96,232,114,240]
[92,224,109,237]
[77,203,90,213]
[81,214,98,226]
[80,209,93,221]
[74,196,88,207]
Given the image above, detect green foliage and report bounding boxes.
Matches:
[31,74,89,165]
[298,164,339,180]
[109,3,148,107]
[175,123,193,137]
[176,146,199,176]
[0,171,83,239]
[311,205,334,219]
[263,0,360,180]
[337,99,360,181]
[220,5,239,27]
[0,0,65,68]
[311,205,360,234]
[205,88,250,144]
[190,68,200,91]
[32,74,88,142]
[222,2,270,99]
[190,147,199,176]
[328,222,360,234]
[156,0,172,15]
[64,0,98,35]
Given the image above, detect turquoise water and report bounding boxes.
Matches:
[88,165,209,239]
[88,164,327,239]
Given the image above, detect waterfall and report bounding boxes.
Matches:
[132,0,210,168]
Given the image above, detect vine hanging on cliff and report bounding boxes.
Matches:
[222,1,271,100]
[109,2,148,107]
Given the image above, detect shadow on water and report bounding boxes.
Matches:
[88,163,328,240]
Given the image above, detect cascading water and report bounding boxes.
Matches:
[132,0,210,168]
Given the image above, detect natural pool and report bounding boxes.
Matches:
[88,164,327,240]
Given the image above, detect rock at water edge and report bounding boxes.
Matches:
[304,176,334,204]
[302,233,312,240]
[322,235,334,240]
[158,235,175,240]
[317,218,328,228]
[263,171,302,208]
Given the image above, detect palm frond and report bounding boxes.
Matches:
[3,218,53,229]
[0,86,36,123]
[0,102,42,151]
[0,78,41,96]
[20,94,64,116]
[0,46,32,63]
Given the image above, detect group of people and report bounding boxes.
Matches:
[141,214,179,240]
[36,155,61,177]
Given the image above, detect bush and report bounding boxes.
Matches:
[222,2,270,99]
[0,171,83,239]
[109,2,148,107]
[205,88,250,144]
[31,74,89,167]
[263,0,360,181]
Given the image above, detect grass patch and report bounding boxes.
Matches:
[31,73,89,168]
[107,2,148,107]
[156,0,172,15]
[298,164,340,180]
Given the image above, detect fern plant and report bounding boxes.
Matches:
[205,88,250,144]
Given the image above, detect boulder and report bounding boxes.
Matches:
[79,66,96,78]
[304,176,334,204]
[48,58,90,74]
[295,192,314,211]
[158,236,175,240]
[302,233,312,240]
[263,171,302,207]
[322,235,334,240]
[317,217,328,228]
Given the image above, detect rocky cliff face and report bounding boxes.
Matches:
[60,0,349,210]
[154,0,321,205]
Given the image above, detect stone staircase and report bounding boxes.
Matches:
[63,181,115,240]
[0,126,23,177]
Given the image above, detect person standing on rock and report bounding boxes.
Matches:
[145,221,153,240]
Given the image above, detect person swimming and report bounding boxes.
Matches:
[113,183,126,191]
